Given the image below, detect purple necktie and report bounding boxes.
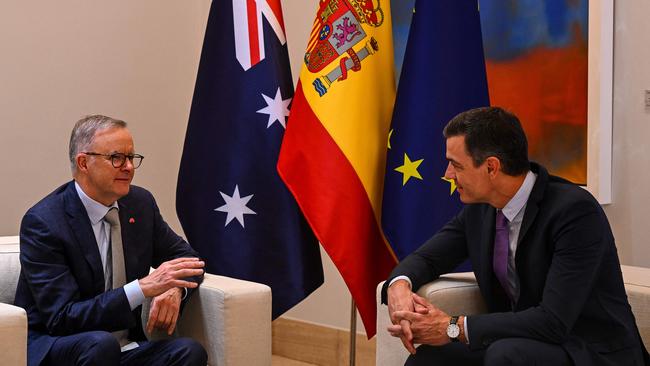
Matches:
[493,210,512,300]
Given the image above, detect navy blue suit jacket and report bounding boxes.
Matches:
[14,181,201,366]
[382,163,649,365]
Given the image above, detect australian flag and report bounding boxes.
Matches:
[382,0,490,261]
[176,0,323,318]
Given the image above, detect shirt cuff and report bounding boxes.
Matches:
[124,279,146,310]
[388,275,412,289]
[464,316,470,344]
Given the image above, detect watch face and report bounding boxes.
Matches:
[447,324,460,338]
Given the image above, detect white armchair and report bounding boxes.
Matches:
[0,236,272,366]
[0,236,26,366]
[376,270,650,366]
[375,272,486,366]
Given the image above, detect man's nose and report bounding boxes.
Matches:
[444,163,455,180]
[121,158,134,171]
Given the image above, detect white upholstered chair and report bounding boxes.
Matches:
[0,235,272,366]
[376,269,650,366]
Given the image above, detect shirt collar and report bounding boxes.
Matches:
[74,181,119,225]
[501,171,537,222]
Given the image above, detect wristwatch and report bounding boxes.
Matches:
[446,316,460,342]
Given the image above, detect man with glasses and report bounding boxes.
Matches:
[15,115,208,366]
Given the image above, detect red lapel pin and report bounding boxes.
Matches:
[129,218,135,224]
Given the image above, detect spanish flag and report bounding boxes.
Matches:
[277,0,397,336]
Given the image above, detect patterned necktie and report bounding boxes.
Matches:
[493,210,513,300]
[104,207,126,289]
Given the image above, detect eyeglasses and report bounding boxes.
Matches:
[82,152,144,169]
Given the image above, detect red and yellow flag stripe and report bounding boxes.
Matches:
[278,0,397,336]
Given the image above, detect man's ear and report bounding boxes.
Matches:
[76,154,88,173]
[485,157,500,178]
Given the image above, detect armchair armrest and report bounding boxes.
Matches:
[376,273,486,366]
[0,302,27,366]
[177,273,272,366]
[417,272,487,315]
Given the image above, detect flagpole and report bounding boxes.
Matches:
[349,299,357,366]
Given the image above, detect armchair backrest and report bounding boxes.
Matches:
[0,236,21,304]
[621,265,650,349]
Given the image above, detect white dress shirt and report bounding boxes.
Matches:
[74,182,145,310]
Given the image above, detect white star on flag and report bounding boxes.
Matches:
[214,185,256,228]
[256,87,291,128]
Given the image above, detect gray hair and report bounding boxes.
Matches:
[69,115,127,172]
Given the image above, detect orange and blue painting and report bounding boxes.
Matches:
[480,0,589,184]
[392,0,589,184]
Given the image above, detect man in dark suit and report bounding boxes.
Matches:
[15,115,208,366]
[382,107,649,365]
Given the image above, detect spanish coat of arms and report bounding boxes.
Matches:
[304,0,385,97]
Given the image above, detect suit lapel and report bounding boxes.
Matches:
[63,181,106,294]
[480,206,514,311]
[479,207,496,280]
[516,163,548,247]
[517,203,539,246]
[117,199,134,282]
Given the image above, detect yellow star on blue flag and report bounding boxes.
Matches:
[394,153,423,186]
[441,177,457,194]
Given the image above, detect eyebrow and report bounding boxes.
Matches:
[447,157,463,168]
[108,150,135,154]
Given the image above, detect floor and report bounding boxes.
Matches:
[272,355,318,366]
[272,318,376,366]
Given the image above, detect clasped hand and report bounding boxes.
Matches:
[388,283,452,353]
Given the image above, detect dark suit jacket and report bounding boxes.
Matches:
[14,181,202,366]
[382,163,649,365]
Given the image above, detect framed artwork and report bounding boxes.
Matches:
[391,0,416,82]
[586,0,613,204]
[480,1,590,184]
[391,0,612,203]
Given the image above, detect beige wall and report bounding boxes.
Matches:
[0,0,211,236]
[0,0,648,333]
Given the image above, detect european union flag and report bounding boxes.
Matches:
[176,0,323,318]
[382,0,490,260]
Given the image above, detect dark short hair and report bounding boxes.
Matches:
[443,107,529,176]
